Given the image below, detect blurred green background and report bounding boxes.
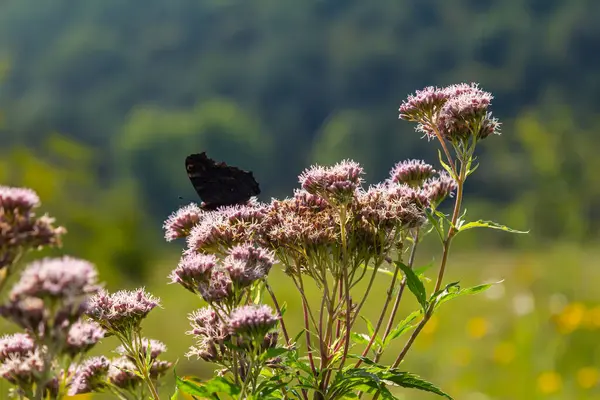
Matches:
[1,0,599,399]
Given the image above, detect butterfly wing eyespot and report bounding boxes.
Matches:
[185,153,260,210]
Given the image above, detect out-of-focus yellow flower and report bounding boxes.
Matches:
[537,371,562,394]
[466,317,488,339]
[582,305,600,330]
[452,346,472,367]
[492,341,516,365]
[422,315,438,335]
[65,394,92,400]
[577,367,599,389]
[553,302,586,334]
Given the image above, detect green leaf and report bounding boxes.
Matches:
[395,262,427,310]
[434,281,503,310]
[291,329,305,344]
[437,149,455,177]
[424,209,445,242]
[351,332,371,345]
[260,346,291,362]
[381,370,453,399]
[361,316,376,338]
[384,309,422,346]
[457,219,528,234]
[429,281,460,302]
[254,376,291,398]
[176,375,240,399]
[413,261,434,277]
[279,302,287,317]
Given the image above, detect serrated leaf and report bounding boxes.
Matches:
[381,370,453,399]
[458,219,528,234]
[396,262,427,310]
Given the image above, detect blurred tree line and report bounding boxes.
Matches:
[1,0,600,278]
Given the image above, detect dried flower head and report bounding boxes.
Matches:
[68,356,110,395]
[65,320,105,356]
[223,244,275,288]
[10,257,99,301]
[108,357,140,389]
[0,333,35,361]
[169,253,217,293]
[389,160,436,187]
[0,186,40,213]
[86,288,161,332]
[423,172,458,205]
[229,305,278,338]
[163,203,203,241]
[299,160,364,203]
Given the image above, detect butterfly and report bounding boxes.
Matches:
[185,152,260,210]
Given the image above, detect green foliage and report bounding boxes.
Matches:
[0,135,160,283]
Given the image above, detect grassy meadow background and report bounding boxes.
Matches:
[2,0,600,398]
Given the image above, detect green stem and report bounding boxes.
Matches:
[373,230,420,364]
[391,160,466,369]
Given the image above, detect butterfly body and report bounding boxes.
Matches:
[185,153,260,210]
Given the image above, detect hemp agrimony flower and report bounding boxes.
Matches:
[223,244,274,288]
[229,304,278,339]
[423,172,458,206]
[85,288,165,400]
[163,203,203,241]
[390,160,436,187]
[168,252,217,294]
[68,356,110,395]
[65,321,105,357]
[108,356,140,390]
[0,333,35,361]
[164,84,520,400]
[437,83,500,142]
[9,257,99,301]
[0,186,65,278]
[86,288,160,333]
[299,160,364,204]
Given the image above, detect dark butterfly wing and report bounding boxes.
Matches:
[185,152,260,210]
